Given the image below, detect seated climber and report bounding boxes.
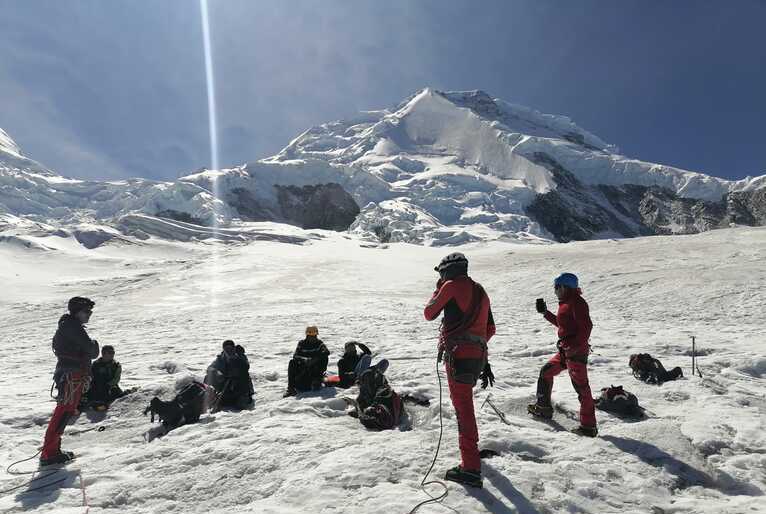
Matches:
[84,345,124,409]
[283,326,330,397]
[348,358,402,430]
[204,340,254,409]
[336,341,372,388]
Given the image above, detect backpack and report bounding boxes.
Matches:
[595,385,641,416]
[144,381,209,428]
[356,368,402,430]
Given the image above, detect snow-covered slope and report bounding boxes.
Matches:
[1,227,764,513]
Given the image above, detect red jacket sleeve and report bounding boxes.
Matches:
[424,281,456,320]
[543,310,558,327]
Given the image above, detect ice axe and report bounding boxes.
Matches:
[481,394,511,425]
[210,378,231,413]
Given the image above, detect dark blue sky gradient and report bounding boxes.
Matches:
[0,1,764,180]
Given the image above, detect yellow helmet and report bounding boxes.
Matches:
[305,326,319,337]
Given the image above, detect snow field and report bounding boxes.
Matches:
[0,226,765,513]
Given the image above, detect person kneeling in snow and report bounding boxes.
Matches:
[204,340,254,410]
[528,273,598,437]
[144,378,216,432]
[283,326,330,397]
[83,345,125,409]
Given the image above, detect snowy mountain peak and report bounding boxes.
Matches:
[1,89,766,248]
[0,128,22,158]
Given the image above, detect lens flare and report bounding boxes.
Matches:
[200,0,221,318]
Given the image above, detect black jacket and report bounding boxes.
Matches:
[91,358,122,389]
[52,314,99,372]
[206,351,254,396]
[293,337,330,361]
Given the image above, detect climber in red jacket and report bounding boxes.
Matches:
[528,273,597,437]
[424,252,495,488]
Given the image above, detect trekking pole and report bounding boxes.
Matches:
[691,336,695,377]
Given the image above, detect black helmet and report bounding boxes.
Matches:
[222,340,235,350]
[68,296,95,314]
[102,345,115,355]
[434,252,468,273]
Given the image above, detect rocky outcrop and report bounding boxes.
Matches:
[275,183,359,231]
[526,153,766,242]
[726,188,766,226]
[225,188,277,221]
[155,209,206,226]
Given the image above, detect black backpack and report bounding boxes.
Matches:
[595,385,641,416]
[145,381,208,428]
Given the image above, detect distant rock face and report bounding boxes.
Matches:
[526,153,766,242]
[155,209,206,226]
[275,183,360,231]
[727,188,766,226]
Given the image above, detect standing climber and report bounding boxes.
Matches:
[424,253,496,488]
[41,297,100,465]
[528,273,597,437]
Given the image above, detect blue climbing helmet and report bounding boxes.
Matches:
[554,273,579,289]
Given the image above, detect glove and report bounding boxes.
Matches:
[535,298,547,313]
[235,345,245,355]
[479,362,495,389]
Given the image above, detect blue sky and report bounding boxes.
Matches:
[0,1,764,181]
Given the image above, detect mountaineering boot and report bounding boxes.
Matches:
[40,451,74,466]
[527,403,553,420]
[283,388,297,398]
[571,426,598,437]
[445,466,483,488]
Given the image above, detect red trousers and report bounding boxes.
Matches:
[536,352,596,428]
[446,364,481,472]
[42,371,87,459]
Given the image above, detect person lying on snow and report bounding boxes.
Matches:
[144,379,216,431]
[629,353,683,384]
[283,326,329,397]
[528,273,598,437]
[335,341,372,388]
[82,345,125,410]
[204,340,254,409]
[41,296,100,466]
[347,358,402,431]
[424,252,496,489]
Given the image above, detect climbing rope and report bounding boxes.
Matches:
[1,449,65,496]
[408,355,449,514]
